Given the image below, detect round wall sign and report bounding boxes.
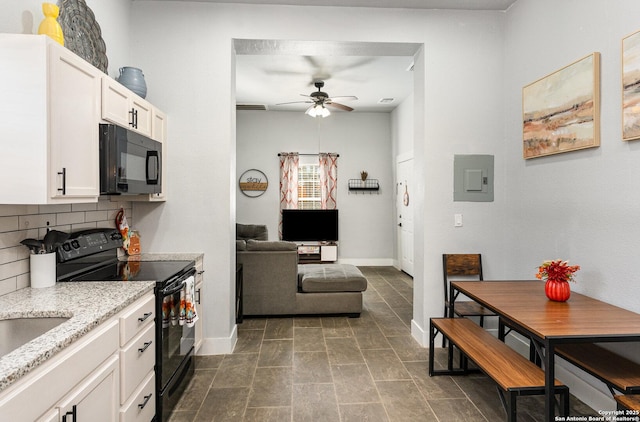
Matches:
[239,169,268,197]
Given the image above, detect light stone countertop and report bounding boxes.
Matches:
[0,252,203,394]
[0,281,155,393]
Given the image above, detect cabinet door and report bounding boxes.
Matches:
[152,108,166,143]
[102,78,131,128]
[195,279,203,352]
[149,108,167,201]
[101,77,152,138]
[48,43,100,201]
[58,355,119,422]
[195,258,204,352]
[131,97,152,137]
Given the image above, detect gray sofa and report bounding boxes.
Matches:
[236,224,367,317]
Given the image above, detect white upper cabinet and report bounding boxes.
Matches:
[150,108,167,201]
[102,77,153,138]
[102,75,168,202]
[124,106,168,202]
[0,34,101,204]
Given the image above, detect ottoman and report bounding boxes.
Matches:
[295,264,368,317]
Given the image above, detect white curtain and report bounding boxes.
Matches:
[319,153,338,210]
[279,152,299,239]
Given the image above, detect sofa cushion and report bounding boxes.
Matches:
[298,264,368,293]
[246,239,298,251]
[236,240,247,251]
[236,223,268,241]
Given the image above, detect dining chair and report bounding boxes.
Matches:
[442,253,495,330]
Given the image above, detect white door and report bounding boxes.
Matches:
[396,156,414,276]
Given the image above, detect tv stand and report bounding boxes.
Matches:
[297,244,337,263]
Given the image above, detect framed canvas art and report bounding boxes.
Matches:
[522,53,600,159]
[622,30,640,141]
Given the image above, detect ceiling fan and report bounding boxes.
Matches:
[276,81,358,117]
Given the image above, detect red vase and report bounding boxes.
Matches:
[545,279,571,302]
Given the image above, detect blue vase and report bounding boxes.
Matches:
[117,67,147,98]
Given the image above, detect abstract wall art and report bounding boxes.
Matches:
[622,30,640,141]
[522,53,600,159]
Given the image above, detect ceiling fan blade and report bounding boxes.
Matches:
[326,102,353,112]
[275,100,314,106]
[328,96,358,102]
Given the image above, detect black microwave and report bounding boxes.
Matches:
[99,124,162,195]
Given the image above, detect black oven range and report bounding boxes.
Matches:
[56,228,196,422]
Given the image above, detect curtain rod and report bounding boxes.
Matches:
[277,153,339,157]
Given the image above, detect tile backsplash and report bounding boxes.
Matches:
[0,199,133,295]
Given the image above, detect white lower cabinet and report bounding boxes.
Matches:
[0,291,157,422]
[195,256,204,352]
[119,293,156,421]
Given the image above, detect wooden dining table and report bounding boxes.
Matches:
[449,280,640,422]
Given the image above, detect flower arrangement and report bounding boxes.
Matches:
[536,259,580,283]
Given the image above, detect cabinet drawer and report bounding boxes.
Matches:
[120,323,155,403]
[120,293,155,346]
[119,372,155,422]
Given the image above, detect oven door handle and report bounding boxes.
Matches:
[161,267,196,296]
[162,280,186,296]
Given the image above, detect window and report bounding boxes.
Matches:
[298,163,321,209]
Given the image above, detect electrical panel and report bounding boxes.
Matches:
[453,154,494,202]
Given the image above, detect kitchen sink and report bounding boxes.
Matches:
[0,317,70,357]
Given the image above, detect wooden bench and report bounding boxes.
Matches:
[555,343,640,395]
[429,317,569,422]
[614,394,640,411]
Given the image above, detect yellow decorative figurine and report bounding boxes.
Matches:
[38,3,64,46]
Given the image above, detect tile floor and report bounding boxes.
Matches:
[170,266,596,421]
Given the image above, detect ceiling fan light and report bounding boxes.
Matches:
[305,103,330,118]
[305,104,319,117]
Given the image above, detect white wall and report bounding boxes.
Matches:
[236,110,394,264]
[504,0,640,312]
[503,0,640,410]
[0,0,132,79]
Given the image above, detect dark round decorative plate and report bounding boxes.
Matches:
[57,0,108,73]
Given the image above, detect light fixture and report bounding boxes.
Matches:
[305,103,331,118]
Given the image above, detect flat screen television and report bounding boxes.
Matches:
[281,209,338,242]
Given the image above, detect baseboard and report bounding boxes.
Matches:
[411,319,428,347]
[196,323,238,355]
[338,258,395,266]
